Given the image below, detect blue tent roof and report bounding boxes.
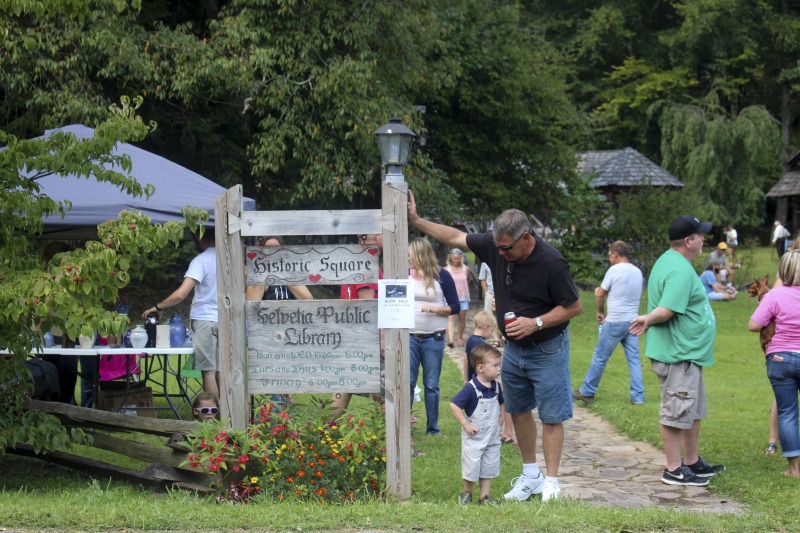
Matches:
[29,124,256,239]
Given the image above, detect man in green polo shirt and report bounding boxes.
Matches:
[630,215,725,487]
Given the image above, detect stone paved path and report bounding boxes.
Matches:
[443,341,745,514]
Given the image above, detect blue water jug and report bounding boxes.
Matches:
[169,314,186,348]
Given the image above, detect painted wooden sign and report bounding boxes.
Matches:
[245,244,380,286]
[246,300,380,394]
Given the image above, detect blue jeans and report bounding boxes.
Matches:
[767,351,800,458]
[410,334,445,435]
[579,321,645,404]
[502,329,573,424]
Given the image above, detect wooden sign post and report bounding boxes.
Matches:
[215,186,411,499]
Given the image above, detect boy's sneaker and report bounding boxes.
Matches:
[572,389,594,404]
[686,457,726,478]
[541,479,561,502]
[503,473,545,501]
[459,491,472,505]
[478,495,500,505]
[661,465,709,486]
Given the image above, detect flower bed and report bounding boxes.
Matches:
[184,398,386,503]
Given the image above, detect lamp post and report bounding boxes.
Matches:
[374,115,415,499]
[374,115,416,182]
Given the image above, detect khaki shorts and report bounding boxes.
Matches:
[651,360,707,429]
[190,320,218,371]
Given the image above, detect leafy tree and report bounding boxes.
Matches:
[607,187,704,277]
[546,175,610,283]
[412,0,580,219]
[658,95,783,229]
[0,97,206,456]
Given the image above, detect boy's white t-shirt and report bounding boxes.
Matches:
[185,247,218,322]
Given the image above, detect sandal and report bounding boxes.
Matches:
[500,437,516,445]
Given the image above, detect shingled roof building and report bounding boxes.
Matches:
[578,147,684,202]
[767,147,800,235]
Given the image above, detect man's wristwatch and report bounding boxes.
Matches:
[535,317,543,331]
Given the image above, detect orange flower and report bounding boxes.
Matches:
[286,476,295,483]
[297,470,306,478]
[315,470,323,477]
[316,487,327,496]
[308,461,316,468]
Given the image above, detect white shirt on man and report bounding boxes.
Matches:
[601,262,643,322]
[185,247,218,322]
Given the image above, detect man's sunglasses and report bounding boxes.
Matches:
[195,407,219,415]
[493,232,526,251]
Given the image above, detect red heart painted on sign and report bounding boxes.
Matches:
[309,274,322,283]
[368,248,378,256]
[246,252,257,260]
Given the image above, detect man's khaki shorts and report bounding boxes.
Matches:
[651,359,707,429]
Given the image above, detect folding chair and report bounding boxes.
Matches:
[178,353,203,409]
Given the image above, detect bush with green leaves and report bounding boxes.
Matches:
[0,97,208,457]
[185,398,386,504]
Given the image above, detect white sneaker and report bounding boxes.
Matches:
[503,473,545,501]
[541,478,561,502]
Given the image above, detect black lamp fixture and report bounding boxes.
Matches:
[373,115,416,182]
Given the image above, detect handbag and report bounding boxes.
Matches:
[98,353,141,381]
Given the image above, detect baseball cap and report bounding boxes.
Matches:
[717,242,727,250]
[668,215,713,240]
[354,283,378,293]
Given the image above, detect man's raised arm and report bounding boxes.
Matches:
[407,191,468,250]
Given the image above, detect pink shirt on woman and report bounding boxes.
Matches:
[750,285,800,354]
[446,265,471,302]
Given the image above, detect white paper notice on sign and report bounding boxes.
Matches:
[378,279,415,328]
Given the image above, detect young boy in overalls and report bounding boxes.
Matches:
[450,343,505,504]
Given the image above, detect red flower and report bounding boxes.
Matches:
[315,470,323,478]
[209,463,220,472]
[308,461,316,468]
[316,487,327,496]
[297,470,306,478]
[238,454,250,464]
[287,476,295,483]
[232,464,241,472]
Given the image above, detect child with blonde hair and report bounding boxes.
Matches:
[464,311,497,382]
[450,343,505,505]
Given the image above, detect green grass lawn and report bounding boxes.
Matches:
[1,245,797,531]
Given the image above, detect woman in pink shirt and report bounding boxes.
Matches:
[445,248,471,348]
[749,250,800,477]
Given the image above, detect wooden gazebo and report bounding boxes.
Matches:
[578,147,684,203]
[766,147,800,235]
